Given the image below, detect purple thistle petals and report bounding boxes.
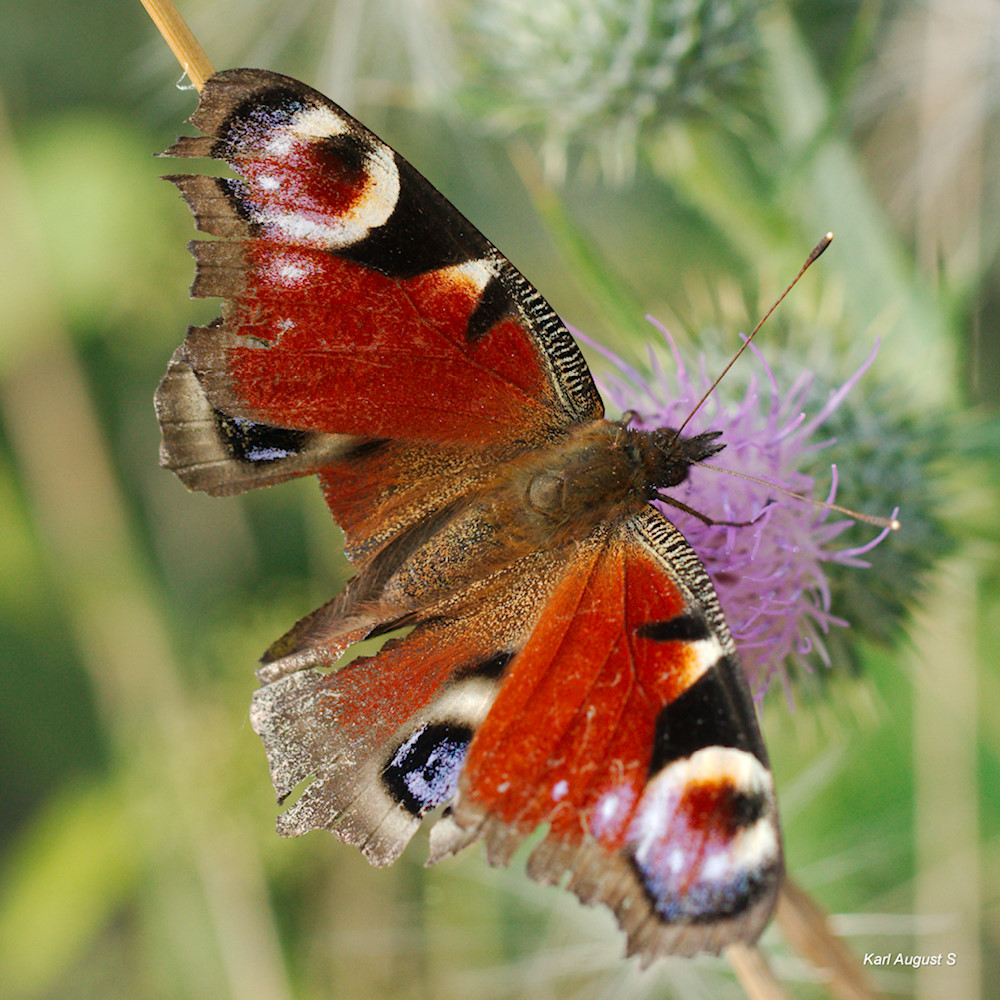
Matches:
[575,321,891,695]
[798,340,881,439]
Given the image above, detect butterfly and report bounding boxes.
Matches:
[155,68,782,961]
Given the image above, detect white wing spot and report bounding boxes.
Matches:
[291,105,349,140]
[678,635,725,688]
[265,133,293,157]
[589,784,637,840]
[263,253,317,288]
[437,259,496,294]
[278,262,308,283]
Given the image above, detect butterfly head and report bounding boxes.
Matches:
[639,427,725,497]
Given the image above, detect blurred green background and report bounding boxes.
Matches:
[1,1,998,997]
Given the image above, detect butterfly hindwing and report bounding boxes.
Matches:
[249,547,574,862]
[249,502,781,958]
[249,622,504,865]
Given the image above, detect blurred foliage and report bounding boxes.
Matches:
[0,1,998,998]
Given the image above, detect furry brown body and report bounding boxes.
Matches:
[263,421,723,670]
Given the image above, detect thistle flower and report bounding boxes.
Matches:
[453,0,763,181]
[583,319,935,696]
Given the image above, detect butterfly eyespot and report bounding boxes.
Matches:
[627,748,779,924]
[381,722,472,817]
[216,412,308,464]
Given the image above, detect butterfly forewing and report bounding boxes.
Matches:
[441,508,781,958]
[158,68,782,961]
[157,69,601,475]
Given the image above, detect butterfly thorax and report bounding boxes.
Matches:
[336,421,724,629]
[502,421,725,551]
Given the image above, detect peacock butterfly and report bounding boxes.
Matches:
[156,68,782,961]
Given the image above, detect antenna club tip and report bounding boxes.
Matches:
[805,233,834,266]
[889,518,901,531]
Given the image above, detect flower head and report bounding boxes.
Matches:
[453,0,762,181]
[582,319,906,696]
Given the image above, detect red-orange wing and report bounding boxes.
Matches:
[437,506,781,959]
[156,69,602,503]
[251,506,781,960]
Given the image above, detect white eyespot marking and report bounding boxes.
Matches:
[431,677,498,730]
[265,141,400,251]
[278,262,308,283]
[680,635,726,687]
[227,417,298,463]
[290,105,350,141]
[628,747,779,923]
[257,174,281,191]
[667,847,684,875]
[701,851,730,882]
[270,214,337,245]
[262,252,318,289]
[551,779,569,801]
[264,133,294,158]
[244,445,293,462]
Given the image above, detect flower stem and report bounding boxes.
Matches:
[138,0,214,91]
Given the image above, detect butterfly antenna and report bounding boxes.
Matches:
[672,233,834,443]
[694,460,901,531]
